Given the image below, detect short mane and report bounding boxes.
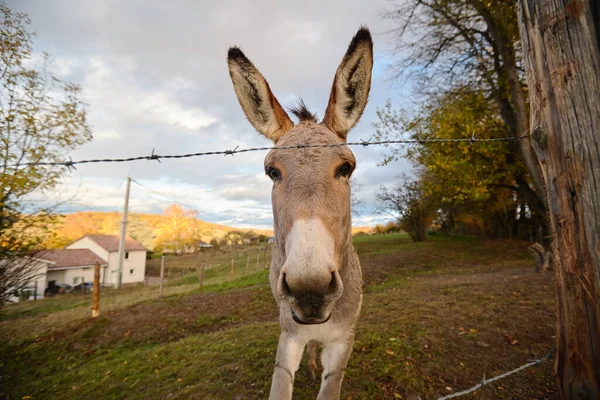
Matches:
[289,99,318,122]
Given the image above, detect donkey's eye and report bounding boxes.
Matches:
[335,162,354,179]
[266,166,281,181]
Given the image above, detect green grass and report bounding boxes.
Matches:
[0,234,559,400]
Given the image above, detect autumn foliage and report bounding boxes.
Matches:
[42,204,272,252]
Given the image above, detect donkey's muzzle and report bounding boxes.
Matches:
[278,270,343,325]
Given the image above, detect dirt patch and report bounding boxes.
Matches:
[53,285,279,351]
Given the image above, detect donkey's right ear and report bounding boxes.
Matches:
[227,47,294,143]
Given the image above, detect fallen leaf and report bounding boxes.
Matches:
[445,386,453,392]
[385,349,395,355]
[511,340,518,345]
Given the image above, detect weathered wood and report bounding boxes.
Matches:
[159,255,165,298]
[517,1,600,398]
[199,262,205,293]
[92,263,100,318]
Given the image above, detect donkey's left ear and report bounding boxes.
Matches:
[322,27,373,140]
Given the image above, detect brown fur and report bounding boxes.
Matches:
[265,123,355,250]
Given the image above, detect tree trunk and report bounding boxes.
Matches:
[517,1,600,398]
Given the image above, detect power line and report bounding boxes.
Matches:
[130,179,221,220]
[11,135,529,168]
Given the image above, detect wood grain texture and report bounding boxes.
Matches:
[518,1,600,398]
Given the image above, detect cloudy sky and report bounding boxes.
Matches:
[9,0,415,230]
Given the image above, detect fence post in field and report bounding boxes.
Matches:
[199,262,205,292]
[230,258,234,280]
[159,255,165,298]
[517,2,600,397]
[92,262,100,318]
[246,255,250,275]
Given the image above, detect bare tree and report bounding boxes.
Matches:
[376,175,432,242]
[350,177,364,217]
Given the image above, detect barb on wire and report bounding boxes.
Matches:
[14,135,529,168]
[149,148,161,163]
[359,137,373,147]
[436,346,556,400]
[64,156,76,171]
[518,128,531,140]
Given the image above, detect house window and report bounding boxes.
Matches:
[125,252,130,259]
[130,269,134,275]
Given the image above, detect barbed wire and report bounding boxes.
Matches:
[12,134,529,169]
[436,346,556,400]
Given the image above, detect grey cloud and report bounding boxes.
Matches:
[7,0,414,229]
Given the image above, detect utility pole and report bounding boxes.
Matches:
[116,177,131,289]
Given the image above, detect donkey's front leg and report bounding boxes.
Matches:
[269,333,305,400]
[316,340,354,400]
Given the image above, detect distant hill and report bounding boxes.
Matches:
[43,211,273,251]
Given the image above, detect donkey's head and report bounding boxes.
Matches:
[228,27,373,325]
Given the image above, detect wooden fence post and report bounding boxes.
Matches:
[159,255,165,298]
[246,255,250,275]
[199,263,205,292]
[517,2,600,397]
[92,262,100,318]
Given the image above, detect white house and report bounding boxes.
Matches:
[66,234,147,286]
[40,249,108,288]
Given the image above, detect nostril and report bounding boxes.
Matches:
[327,272,341,295]
[281,273,293,297]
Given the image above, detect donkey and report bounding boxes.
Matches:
[227,27,373,399]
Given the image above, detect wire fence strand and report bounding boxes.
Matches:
[436,346,556,400]
[13,135,529,168]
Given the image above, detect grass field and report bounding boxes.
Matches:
[0,233,558,399]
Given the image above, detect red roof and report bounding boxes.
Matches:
[82,235,147,252]
[36,249,107,269]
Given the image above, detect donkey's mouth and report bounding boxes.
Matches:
[291,309,331,325]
